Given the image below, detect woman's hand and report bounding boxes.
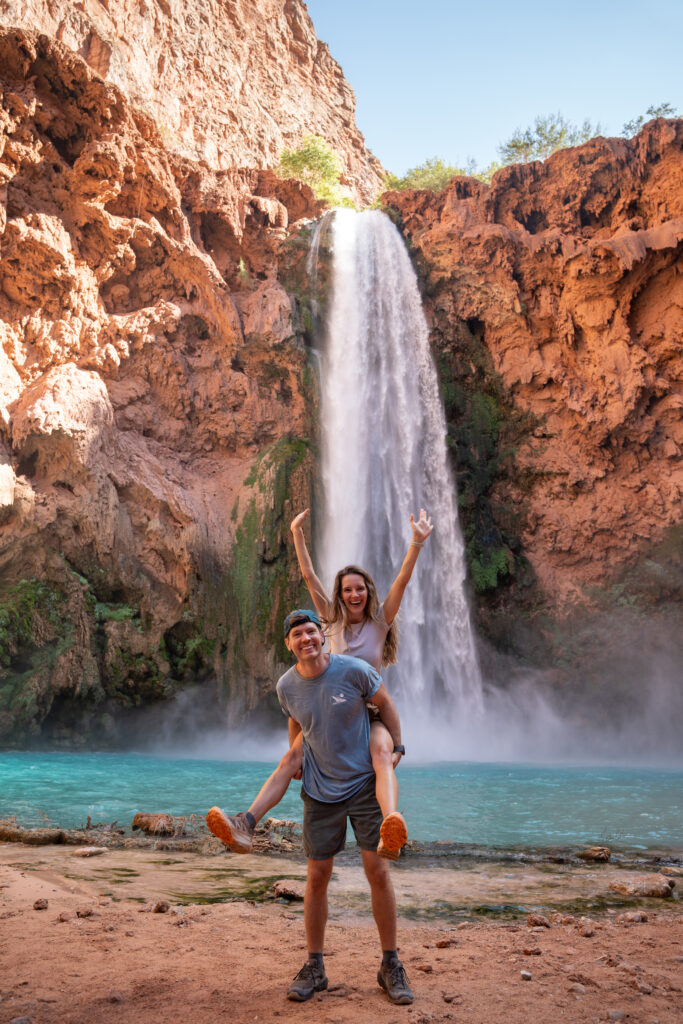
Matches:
[290,508,310,533]
[410,508,433,544]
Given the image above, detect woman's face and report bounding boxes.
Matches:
[340,573,368,619]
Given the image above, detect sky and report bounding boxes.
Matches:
[303,0,682,176]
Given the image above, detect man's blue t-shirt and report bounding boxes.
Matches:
[276,653,381,803]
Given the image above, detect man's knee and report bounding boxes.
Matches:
[363,852,391,888]
[307,858,333,891]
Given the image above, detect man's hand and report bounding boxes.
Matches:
[290,508,310,533]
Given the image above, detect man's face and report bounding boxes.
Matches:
[285,621,325,662]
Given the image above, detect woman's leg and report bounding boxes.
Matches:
[370,720,398,817]
[370,720,407,859]
[207,733,303,852]
[248,731,304,823]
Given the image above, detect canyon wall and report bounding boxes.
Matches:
[385,124,682,696]
[0,27,327,745]
[0,0,384,203]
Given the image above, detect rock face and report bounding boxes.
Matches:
[0,0,383,203]
[385,121,683,606]
[0,28,321,744]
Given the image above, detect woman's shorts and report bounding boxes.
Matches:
[301,775,381,859]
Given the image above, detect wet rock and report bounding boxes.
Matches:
[132,813,184,836]
[609,875,675,898]
[527,913,551,928]
[575,846,611,862]
[153,901,171,913]
[270,879,305,901]
[33,899,48,910]
[617,911,649,923]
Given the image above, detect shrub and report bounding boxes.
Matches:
[277,135,355,207]
[498,112,601,164]
[622,103,678,137]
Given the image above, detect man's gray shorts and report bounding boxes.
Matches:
[301,775,381,859]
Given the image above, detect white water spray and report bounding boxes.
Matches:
[317,210,482,734]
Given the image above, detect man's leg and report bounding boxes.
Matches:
[304,856,334,953]
[362,846,413,1004]
[287,856,334,1001]
[361,849,397,949]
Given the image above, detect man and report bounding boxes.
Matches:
[208,609,413,1005]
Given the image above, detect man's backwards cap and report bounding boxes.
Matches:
[283,609,322,638]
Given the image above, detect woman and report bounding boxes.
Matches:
[206,507,433,860]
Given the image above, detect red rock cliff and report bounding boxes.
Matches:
[385,121,683,606]
[0,0,383,203]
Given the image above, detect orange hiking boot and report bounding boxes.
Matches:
[206,808,254,853]
[377,811,408,860]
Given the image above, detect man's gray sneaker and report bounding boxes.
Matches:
[205,807,253,853]
[287,960,328,1001]
[377,959,414,1004]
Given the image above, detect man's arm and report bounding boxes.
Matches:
[288,717,303,779]
[370,682,403,767]
[288,717,302,746]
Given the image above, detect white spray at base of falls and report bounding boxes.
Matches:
[317,209,483,747]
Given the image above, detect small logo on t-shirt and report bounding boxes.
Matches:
[331,692,347,705]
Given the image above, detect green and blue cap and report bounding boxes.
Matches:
[283,608,322,638]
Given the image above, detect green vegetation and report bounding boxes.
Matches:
[227,436,313,668]
[277,135,355,207]
[384,156,501,191]
[622,102,678,137]
[0,579,68,670]
[497,112,601,164]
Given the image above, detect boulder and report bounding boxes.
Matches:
[609,874,676,898]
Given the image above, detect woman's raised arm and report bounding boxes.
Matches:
[382,509,434,625]
[290,509,331,619]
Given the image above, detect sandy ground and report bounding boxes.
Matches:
[1,844,682,1024]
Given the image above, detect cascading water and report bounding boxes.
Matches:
[316,209,483,746]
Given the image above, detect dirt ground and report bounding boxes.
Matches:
[1,844,682,1024]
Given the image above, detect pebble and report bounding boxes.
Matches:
[416,964,433,973]
[568,982,586,995]
[152,901,170,914]
[10,1018,32,1024]
[32,899,48,911]
[520,970,532,981]
[435,938,456,948]
[608,1011,625,1021]
[617,911,648,924]
[527,913,551,928]
[442,993,462,1004]
[76,907,94,918]
[72,847,107,857]
[522,946,542,956]
[108,992,124,1004]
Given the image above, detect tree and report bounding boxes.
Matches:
[622,103,678,137]
[384,156,500,193]
[497,112,601,165]
[277,135,354,206]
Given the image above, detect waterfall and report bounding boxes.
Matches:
[316,209,483,742]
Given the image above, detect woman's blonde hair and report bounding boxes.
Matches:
[326,564,399,667]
